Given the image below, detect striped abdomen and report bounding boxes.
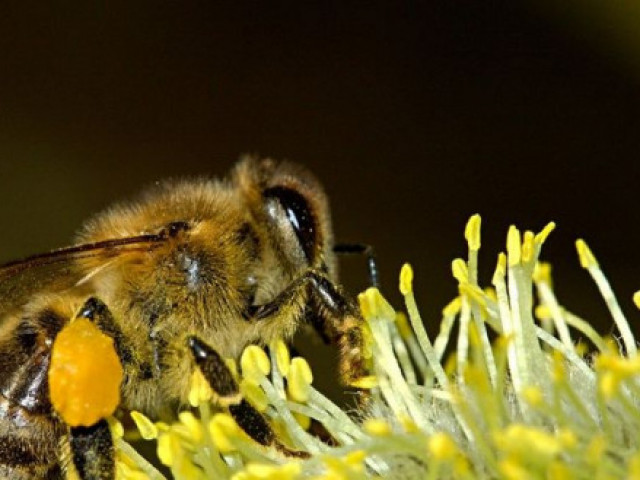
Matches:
[0,308,66,479]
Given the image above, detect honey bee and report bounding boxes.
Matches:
[0,158,377,479]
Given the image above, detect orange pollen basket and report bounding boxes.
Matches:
[48,317,123,427]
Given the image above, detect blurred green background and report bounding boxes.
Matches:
[1,2,640,394]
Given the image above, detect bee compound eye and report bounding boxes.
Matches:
[263,186,317,262]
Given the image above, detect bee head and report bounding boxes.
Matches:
[233,157,337,279]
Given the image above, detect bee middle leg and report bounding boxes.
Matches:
[187,336,308,458]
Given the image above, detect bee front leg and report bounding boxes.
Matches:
[306,274,371,388]
[187,337,308,458]
[69,420,115,480]
[250,269,371,388]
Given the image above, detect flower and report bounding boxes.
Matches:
[117,215,640,479]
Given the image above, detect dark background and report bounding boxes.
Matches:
[1,2,639,392]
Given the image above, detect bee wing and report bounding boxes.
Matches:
[0,234,167,317]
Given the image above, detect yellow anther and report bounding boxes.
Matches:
[521,231,535,263]
[49,318,123,427]
[241,379,269,412]
[628,452,640,480]
[595,353,640,398]
[357,291,372,319]
[363,418,392,436]
[495,334,513,352]
[131,411,158,440]
[287,357,314,403]
[585,435,606,465]
[358,287,395,320]
[596,353,640,376]
[535,222,556,245]
[157,431,181,467]
[241,346,271,382]
[107,417,123,439]
[557,428,577,449]
[552,350,566,383]
[484,287,497,301]
[521,386,543,407]
[494,424,563,460]
[188,368,213,407]
[442,297,462,316]
[154,421,170,433]
[349,375,378,389]
[465,214,482,251]
[117,462,149,480]
[451,258,469,283]
[394,312,412,339]
[548,461,572,480]
[399,263,414,295]
[459,284,487,308]
[178,411,203,443]
[444,353,457,376]
[453,457,472,477]
[576,239,598,269]
[534,305,552,321]
[442,297,462,317]
[274,339,291,376]
[498,458,530,480]
[344,450,367,468]
[493,253,507,284]
[243,462,302,480]
[372,289,396,320]
[245,463,279,478]
[468,322,481,348]
[175,455,205,480]
[532,262,552,284]
[428,432,457,461]
[506,226,521,267]
[209,413,241,454]
[398,414,419,433]
[633,291,640,311]
[293,411,311,431]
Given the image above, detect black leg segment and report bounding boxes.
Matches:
[187,336,309,458]
[77,297,135,368]
[188,336,240,400]
[69,419,115,480]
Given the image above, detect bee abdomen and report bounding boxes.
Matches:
[0,307,67,479]
[0,396,65,479]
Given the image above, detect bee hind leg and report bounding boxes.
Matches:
[187,336,308,458]
[63,297,126,480]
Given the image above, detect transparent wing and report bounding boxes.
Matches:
[0,234,167,317]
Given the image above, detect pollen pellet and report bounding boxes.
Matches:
[49,318,123,427]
